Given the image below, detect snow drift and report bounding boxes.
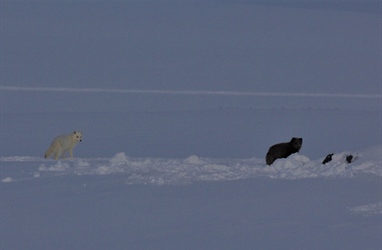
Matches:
[2,145,381,185]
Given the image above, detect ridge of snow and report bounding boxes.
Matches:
[349,202,382,216]
[1,145,381,185]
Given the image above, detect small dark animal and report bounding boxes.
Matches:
[266,137,303,165]
[322,153,334,164]
[346,155,353,163]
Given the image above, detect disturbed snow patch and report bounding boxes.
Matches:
[1,177,13,183]
[38,161,71,172]
[1,146,381,185]
[349,202,382,216]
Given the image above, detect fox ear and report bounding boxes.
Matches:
[74,131,76,134]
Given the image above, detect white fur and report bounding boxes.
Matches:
[44,131,82,160]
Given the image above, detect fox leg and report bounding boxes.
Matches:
[61,150,66,158]
[54,151,60,160]
[55,145,63,160]
[68,148,74,158]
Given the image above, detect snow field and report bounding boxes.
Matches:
[1,157,381,250]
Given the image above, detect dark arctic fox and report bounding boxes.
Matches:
[266,137,303,165]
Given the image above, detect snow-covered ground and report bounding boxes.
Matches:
[1,154,381,250]
[1,109,381,250]
[1,145,381,184]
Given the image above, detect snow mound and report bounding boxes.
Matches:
[109,152,129,164]
[38,161,71,172]
[349,202,382,216]
[1,146,381,185]
[1,177,13,183]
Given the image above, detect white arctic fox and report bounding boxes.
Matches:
[44,131,82,160]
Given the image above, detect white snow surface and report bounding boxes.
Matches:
[349,202,382,216]
[1,150,381,250]
[1,145,381,184]
[1,114,381,250]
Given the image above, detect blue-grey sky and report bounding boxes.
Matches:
[1,0,381,112]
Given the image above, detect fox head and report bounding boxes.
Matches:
[290,137,302,151]
[73,131,83,142]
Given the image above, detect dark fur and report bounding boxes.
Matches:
[266,137,303,165]
[322,153,334,164]
[346,155,353,163]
